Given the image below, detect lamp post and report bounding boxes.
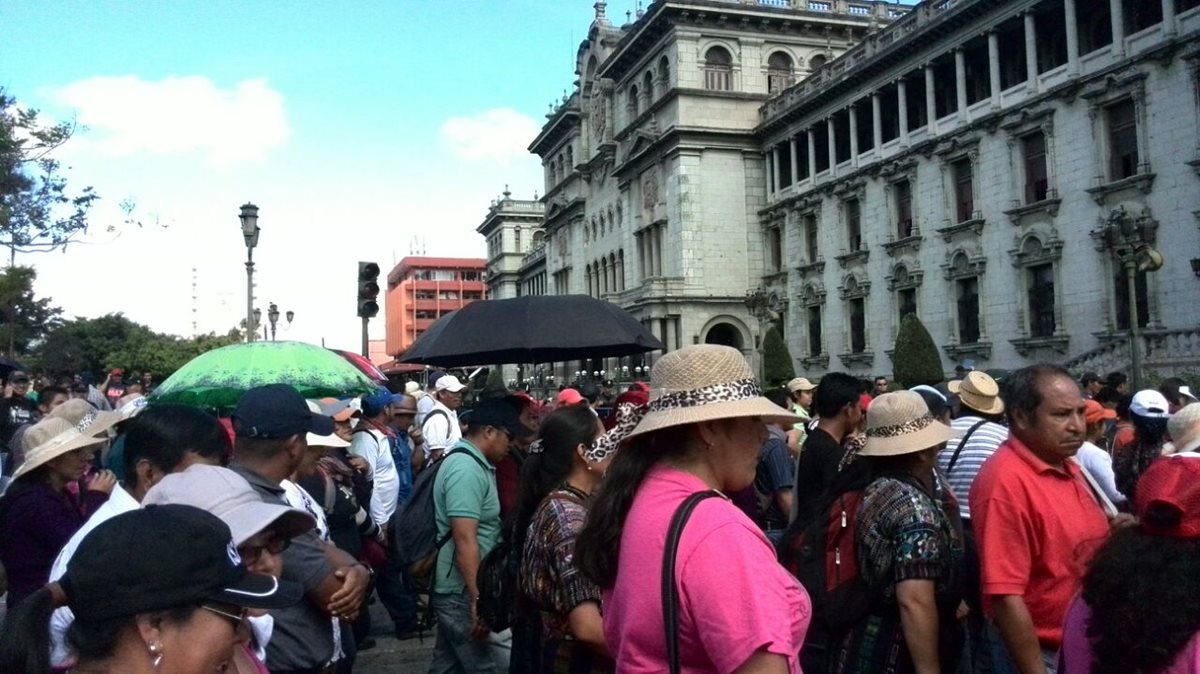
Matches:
[1101,207,1163,389]
[252,307,262,342]
[239,203,260,343]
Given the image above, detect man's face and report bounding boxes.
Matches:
[1086,380,1102,396]
[39,392,68,415]
[1012,375,1087,464]
[333,418,355,442]
[392,401,417,429]
[479,426,514,463]
[874,378,889,394]
[10,379,30,396]
[439,390,463,410]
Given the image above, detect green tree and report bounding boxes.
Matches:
[0,265,62,356]
[760,325,795,388]
[892,314,945,388]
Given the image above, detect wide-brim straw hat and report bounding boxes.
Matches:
[623,344,801,441]
[948,370,1004,416]
[13,417,108,480]
[1167,403,1200,455]
[47,398,123,437]
[860,390,957,457]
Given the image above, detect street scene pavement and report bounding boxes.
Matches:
[355,600,435,673]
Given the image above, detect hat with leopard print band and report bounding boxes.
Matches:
[620,344,802,442]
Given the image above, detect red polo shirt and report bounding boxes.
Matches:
[969,435,1109,647]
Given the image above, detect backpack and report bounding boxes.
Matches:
[388,446,486,581]
[780,461,880,636]
[476,533,519,633]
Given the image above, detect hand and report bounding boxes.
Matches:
[470,599,490,640]
[3,384,11,398]
[327,564,369,620]
[87,470,117,494]
[1109,513,1138,531]
[376,527,387,545]
[956,600,970,621]
[409,427,424,445]
[347,456,369,473]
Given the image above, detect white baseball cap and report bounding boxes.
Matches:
[435,375,466,393]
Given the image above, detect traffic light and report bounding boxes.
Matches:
[357,261,380,318]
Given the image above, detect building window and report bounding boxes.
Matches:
[845,198,862,252]
[808,306,823,356]
[809,54,827,71]
[1106,99,1139,181]
[515,228,523,252]
[898,287,917,321]
[1022,131,1049,203]
[956,276,981,343]
[658,56,670,95]
[1028,263,1057,337]
[894,179,913,238]
[952,157,974,222]
[767,52,794,94]
[1123,0,1163,34]
[1114,268,1150,329]
[804,214,819,263]
[643,71,653,104]
[767,225,783,272]
[849,298,867,353]
[628,85,640,119]
[704,46,732,91]
[1080,5,1113,53]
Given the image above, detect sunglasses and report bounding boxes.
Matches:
[200,603,249,630]
[237,537,290,565]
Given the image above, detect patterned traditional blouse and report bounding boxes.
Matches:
[520,485,602,641]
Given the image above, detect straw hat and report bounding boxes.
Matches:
[46,399,122,438]
[622,344,801,441]
[859,390,956,457]
[948,370,1004,416]
[1166,403,1200,455]
[13,417,108,480]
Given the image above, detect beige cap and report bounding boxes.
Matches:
[948,370,1005,416]
[787,377,816,393]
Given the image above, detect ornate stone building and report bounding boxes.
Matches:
[527,0,895,379]
[759,0,1200,378]
[478,187,546,301]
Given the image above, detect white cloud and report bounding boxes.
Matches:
[440,108,541,163]
[47,75,289,164]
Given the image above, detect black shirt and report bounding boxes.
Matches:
[792,427,846,528]
[0,395,37,454]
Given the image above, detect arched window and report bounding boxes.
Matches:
[658,56,670,95]
[767,51,795,94]
[628,85,640,119]
[808,54,827,72]
[566,146,574,172]
[643,71,654,104]
[586,263,593,297]
[704,46,732,91]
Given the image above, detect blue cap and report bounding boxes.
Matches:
[233,384,335,439]
[362,387,396,416]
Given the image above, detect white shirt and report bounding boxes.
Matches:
[348,426,399,528]
[415,393,435,429]
[1076,441,1127,505]
[421,399,461,458]
[281,479,341,663]
[49,484,140,668]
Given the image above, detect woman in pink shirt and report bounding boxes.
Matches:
[576,345,811,674]
[1059,454,1200,674]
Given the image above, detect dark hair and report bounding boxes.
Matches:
[37,386,68,407]
[507,406,600,553]
[764,388,790,411]
[1159,377,1189,408]
[579,383,602,404]
[1081,372,1101,387]
[576,425,693,589]
[1115,415,1170,499]
[1114,393,1134,420]
[1094,386,1121,406]
[123,405,229,482]
[1002,363,1074,426]
[1105,371,1128,388]
[913,388,947,420]
[1081,522,1200,674]
[0,587,195,673]
[813,372,861,419]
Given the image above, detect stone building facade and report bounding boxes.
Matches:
[526,0,896,379]
[759,0,1200,378]
[478,187,546,301]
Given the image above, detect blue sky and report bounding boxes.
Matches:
[2,1,604,350]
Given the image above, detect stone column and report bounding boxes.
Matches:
[1111,0,1125,56]
[872,92,883,149]
[765,153,774,197]
[924,64,937,133]
[1064,0,1080,74]
[771,146,782,193]
[954,48,968,116]
[988,31,1001,107]
[848,106,859,163]
[898,78,910,145]
[826,117,837,175]
[1163,0,1177,37]
[1024,12,1039,90]
[807,130,818,178]
[789,136,799,183]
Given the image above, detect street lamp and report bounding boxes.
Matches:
[1101,206,1164,389]
[239,203,260,343]
[252,307,262,341]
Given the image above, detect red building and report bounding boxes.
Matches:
[385,256,487,357]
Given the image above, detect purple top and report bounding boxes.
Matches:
[0,480,107,608]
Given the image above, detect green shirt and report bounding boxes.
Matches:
[432,439,501,595]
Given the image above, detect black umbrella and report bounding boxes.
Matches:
[399,295,665,367]
[0,356,26,377]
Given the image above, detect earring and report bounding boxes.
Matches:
[149,642,163,669]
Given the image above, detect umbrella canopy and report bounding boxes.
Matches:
[332,349,389,383]
[150,341,379,411]
[0,357,26,376]
[399,295,665,367]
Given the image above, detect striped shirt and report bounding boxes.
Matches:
[936,416,1009,519]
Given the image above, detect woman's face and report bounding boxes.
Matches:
[582,417,613,475]
[45,446,93,484]
[711,416,767,492]
[152,603,248,674]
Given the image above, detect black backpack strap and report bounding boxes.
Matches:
[945,419,989,475]
[662,490,722,674]
[435,446,491,571]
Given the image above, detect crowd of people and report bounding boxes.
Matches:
[0,352,1198,674]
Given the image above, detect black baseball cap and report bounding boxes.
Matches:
[9,370,30,383]
[468,399,534,438]
[232,384,335,439]
[62,504,302,622]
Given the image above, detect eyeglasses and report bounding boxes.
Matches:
[200,604,249,630]
[237,537,290,565]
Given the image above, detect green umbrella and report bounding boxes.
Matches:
[150,340,379,411]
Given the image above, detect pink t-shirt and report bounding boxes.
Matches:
[1060,595,1200,674]
[603,466,810,673]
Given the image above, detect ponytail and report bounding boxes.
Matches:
[0,587,56,674]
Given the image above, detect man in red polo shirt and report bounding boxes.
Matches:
[969,364,1110,674]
